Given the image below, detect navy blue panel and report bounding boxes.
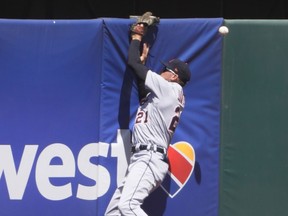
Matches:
[0,17,223,216]
[0,19,103,216]
[101,18,223,216]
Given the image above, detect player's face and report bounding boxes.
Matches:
[161,67,178,81]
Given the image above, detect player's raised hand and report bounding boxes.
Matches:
[140,43,149,64]
[130,11,160,38]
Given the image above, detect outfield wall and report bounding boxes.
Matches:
[0,18,287,216]
[0,18,222,216]
[220,20,288,216]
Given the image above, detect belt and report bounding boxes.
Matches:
[131,144,167,154]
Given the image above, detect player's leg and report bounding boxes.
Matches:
[104,184,123,215]
[105,173,128,216]
[104,188,122,215]
[118,157,153,215]
[118,151,168,216]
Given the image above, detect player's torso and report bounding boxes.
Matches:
[132,84,184,148]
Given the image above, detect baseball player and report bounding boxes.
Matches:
[105,12,191,216]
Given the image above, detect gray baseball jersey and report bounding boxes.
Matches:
[132,70,185,149]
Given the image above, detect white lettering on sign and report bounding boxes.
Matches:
[35,143,75,200]
[76,142,110,200]
[0,129,131,201]
[0,145,38,199]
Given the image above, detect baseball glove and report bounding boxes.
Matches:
[136,11,160,26]
[130,12,160,36]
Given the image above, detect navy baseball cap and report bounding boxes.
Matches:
[161,59,191,85]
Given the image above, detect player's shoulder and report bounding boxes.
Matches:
[171,82,184,97]
[147,70,182,89]
[146,70,166,85]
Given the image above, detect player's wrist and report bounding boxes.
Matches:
[131,34,142,41]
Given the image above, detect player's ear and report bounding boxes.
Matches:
[170,73,178,82]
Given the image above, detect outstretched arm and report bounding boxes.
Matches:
[128,40,150,100]
[127,24,149,81]
[127,24,151,101]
